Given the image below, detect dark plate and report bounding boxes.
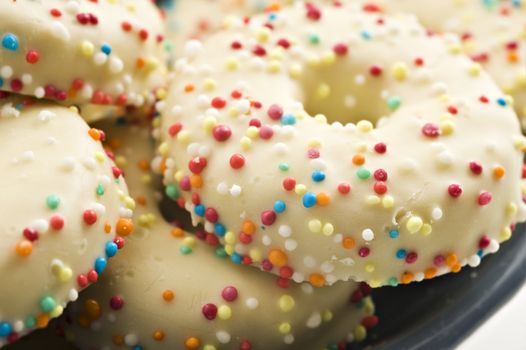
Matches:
[6,222,525,350]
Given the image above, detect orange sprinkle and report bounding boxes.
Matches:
[446,253,458,268]
[268,249,288,267]
[159,159,167,173]
[184,84,195,93]
[424,267,437,279]
[152,330,165,341]
[77,314,91,328]
[112,335,125,346]
[116,218,134,236]
[136,57,145,69]
[451,263,462,273]
[241,220,256,235]
[265,2,282,12]
[309,273,326,287]
[162,289,175,302]
[171,227,184,238]
[352,154,365,166]
[109,138,122,150]
[84,299,102,320]
[67,89,77,99]
[138,159,150,171]
[104,223,112,234]
[507,51,518,63]
[36,314,50,329]
[184,336,201,349]
[316,192,331,206]
[136,196,147,206]
[342,236,355,249]
[16,240,33,257]
[493,166,505,179]
[190,175,203,188]
[88,128,101,141]
[401,272,414,284]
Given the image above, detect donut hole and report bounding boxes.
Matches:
[300,59,391,125]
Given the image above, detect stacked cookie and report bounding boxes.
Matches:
[2,0,526,349]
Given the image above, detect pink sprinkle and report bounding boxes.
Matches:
[373,169,388,181]
[333,43,348,55]
[433,255,445,266]
[469,161,483,175]
[308,149,320,159]
[259,126,274,140]
[261,210,277,226]
[213,125,232,142]
[422,123,441,138]
[205,208,219,223]
[358,247,370,257]
[448,184,462,198]
[478,191,492,206]
[267,104,283,120]
[221,286,238,302]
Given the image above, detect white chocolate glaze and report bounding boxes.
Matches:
[62,120,376,350]
[0,0,167,110]
[0,95,134,346]
[157,1,526,287]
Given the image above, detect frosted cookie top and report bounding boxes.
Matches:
[0,0,167,108]
[158,1,526,287]
[0,95,134,346]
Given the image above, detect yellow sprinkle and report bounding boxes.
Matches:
[278,295,295,312]
[382,195,394,208]
[513,136,526,151]
[364,299,375,314]
[440,120,455,135]
[500,226,512,241]
[313,114,327,124]
[322,310,333,322]
[295,184,307,195]
[321,51,336,65]
[94,151,105,163]
[289,64,303,79]
[183,237,196,248]
[355,142,368,153]
[279,322,291,334]
[308,219,322,233]
[176,130,191,143]
[354,325,367,342]
[269,48,284,60]
[225,57,239,71]
[156,88,167,100]
[468,63,481,76]
[145,58,159,71]
[308,139,321,148]
[217,305,232,320]
[448,43,462,54]
[80,41,94,56]
[368,280,381,288]
[124,196,136,210]
[240,136,252,150]
[440,113,454,121]
[224,244,234,256]
[157,142,169,157]
[228,107,240,118]
[49,305,64,318]
[421,224,433,236]
[506,202,518,217]
[366,195,381,206]
[306,56,321,67]
[202,78,217,92]
[174,171,184,182]
[203,345,217,350]
[246,126,260,139]
[256,28,270,43]
[391,62,408,81]
[406,216,423,234]
[357,120,373,133]
[202,116,217,133]
[224,231,236,245]
[322,223,334,236]
[58,267,73,283]
[249,248,262,262]
[365,263,375,273]
[316,83,331,99]
[267,60,282,73]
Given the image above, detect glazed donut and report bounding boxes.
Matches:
[0,0,167,110]
[372,0,526,125]
[62,121,376,350]
[158,1,526,287]
[0,95,134,346]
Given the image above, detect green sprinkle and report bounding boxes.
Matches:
[278,162,289,172]
[308,34,320,45]
[96,183,105,196]
[46,195,60,210]
[387,96,401,111]
[165,184,180,199]
[388,277,399,287]
[40,296,56,313]
[179,245,192,255]
[24,316,36,329]
[215,246,228,259]
[356,167,371,180]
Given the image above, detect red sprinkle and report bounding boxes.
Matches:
[448,184,463,198]
[229,154,245,169]
[212,125,232,142]
[261,210,277,226]
[83,210,97,225]
[221,286,238,302]
[422,123,441,138]
[202,303,218,320]
[469,161,483,175]
[478,192,492,206]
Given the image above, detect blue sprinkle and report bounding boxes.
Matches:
[2,33,19,51]
[511,0,522,7]
[230,253,242,264]
[0,322,12,337]
[105,241,118,258]
[268,13,278,21]
[214,223,226,237]
[360,31,372,40]
[274,200,286,213]
[396,249,407,259]
[0,78,4,88]
[302,192,317,208]
[389,230,400,239]
[132,345,143,350]
[477,249,484,257]
[496,98,507,107]
[311,170,326,182]
[101,43,112,55]
[281,114,296,125]
[194,204,205,217]
[94,257,107,274]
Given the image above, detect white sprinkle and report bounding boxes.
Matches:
[216,331,231,344]
[229,185,242,197]
[362,228,374,241]
[38,110,55,122]
[285,239,298,251]
[273,142,288,154]
[32,219,49,233]
[0,103,19,118]
[301,283,314,294]
[13,321,24,333]
[354,74,366,85]
[284,334,295,344]
[292,272,305,283]
[60,157,76,172]
[68,289,79,302]
[321,262,335,273]
[468,254,481,267]
[21,74,32,85]
[34,87,45,99]
[0,65,13,79]
[245,298,259,309]
[436,151,454,166]
[82,157,96,170]
[306,312,322,328]
[414,272,425,282]
[109,57,124,73]
[216,182,228,195]
[51,21,71,41]
[184,40,204,58]
[92,203,106,216]
[124,334,138,346]
[93,52,108,66]
[487,240,500,253]
[303,256,316,268]
[262,235,271,246]
[431,207,443,221]
[278,225,292,238]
